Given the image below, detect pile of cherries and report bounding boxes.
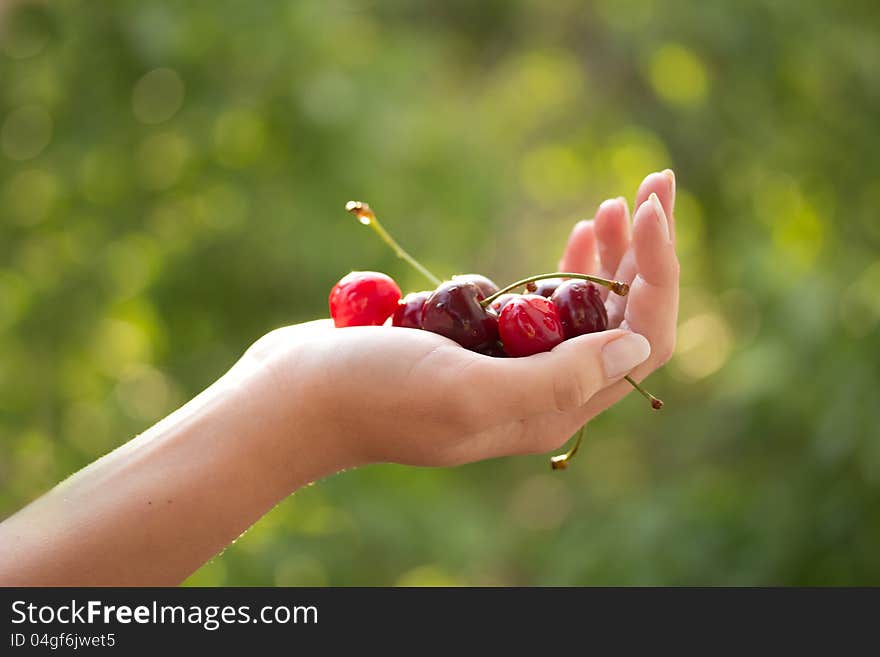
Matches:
[328,201,661,466]
[330,270,615,359]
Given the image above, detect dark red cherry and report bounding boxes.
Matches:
[498,295,565,357]
[451,273,499,298]
[533,278,564,298]
[329,271,402,327]
[391,290,431,329]
[550,279,608,338]
[421,281,499,352]
[489,293,517,314]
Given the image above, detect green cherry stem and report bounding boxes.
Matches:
[345,201,441,286]
[480,272,629,308]
[550,425,585,470]
[625,375,664,410]
[552,375,663,470]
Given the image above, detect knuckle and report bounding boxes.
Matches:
[552,372,586,413]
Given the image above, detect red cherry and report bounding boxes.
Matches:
[498,295,565,357]
[451,273,500,299]
[489,293,517,314]
[391,291,431,329]
[550,280,608,338]
[329,271,402,327]
[421,280,499,352]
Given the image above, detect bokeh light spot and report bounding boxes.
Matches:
[300,73,357,126]
[0,5,54,59]
[212,108,267,168]
[2,105,53,160]
[131,68,185,124]
[103,234,162,299]
[606,127,670,194]
[771,200,823,270]
[0,270,32,330]
[136,131,191,190]
[78,148,130,205]
[507,474,573,530]
[482,50,584,138]
[519,144,587,205]
[202,184,248,231]
[114,363,177,422]
[395,565,462,587]
[92,317,155,375]
[671,312,733,381]
[648,43,709,108]
[3,168,59,225]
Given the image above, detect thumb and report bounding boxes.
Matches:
[469,329,652,417]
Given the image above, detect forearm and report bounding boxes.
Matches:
[0,356,342,586]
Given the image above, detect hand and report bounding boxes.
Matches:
[237,171,678,471]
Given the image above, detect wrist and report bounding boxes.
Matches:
[218,335,355,493]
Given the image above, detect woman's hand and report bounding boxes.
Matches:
[241,170,679,471]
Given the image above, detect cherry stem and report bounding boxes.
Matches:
[480,272,629,308]
[550,425,585,470]
[345,201,441,286]
[625,375,664,410]
[551,375,663,470]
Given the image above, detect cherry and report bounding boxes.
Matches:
[489,293,517,315]
[532,277,564,298]
[329,271,401,327]
[551,280,608,338]
[391,290,431,329]
[498,295,565,357]
[452,273,499,299]
[421,280,499,352]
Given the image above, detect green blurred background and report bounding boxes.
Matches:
[2,0,879,585]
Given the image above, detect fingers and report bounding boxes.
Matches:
[606,170,676,325]
[594,197,631,299]
[460,329,651,421]
[620,194,679,362]
[558,219,597,273]
[582,193,680,416]
[630,193,676,286]
[635,169,676,244]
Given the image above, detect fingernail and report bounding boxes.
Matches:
[662,168,675,188]
[599,197,624,214]
[603,333,651,379]
[648,192,671,243]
